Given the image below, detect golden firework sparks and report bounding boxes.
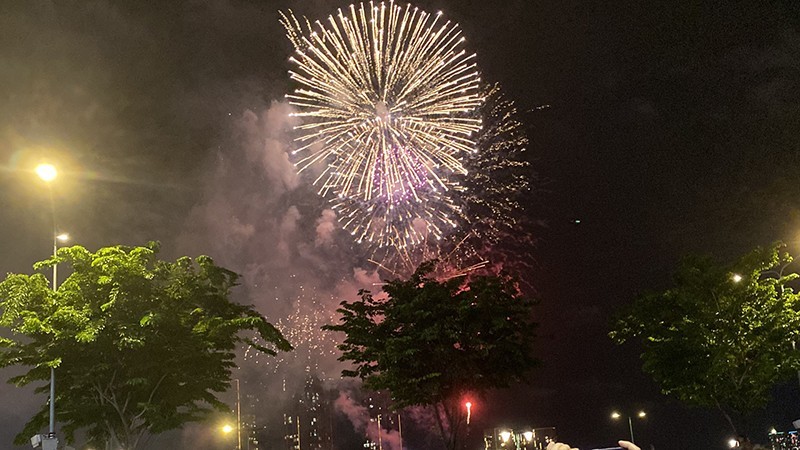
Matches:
[281,1,483,250]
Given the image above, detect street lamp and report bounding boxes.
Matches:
[611,410,646,444]
[35,163,57,182]
[491,429,538,450]
[523,431,534,442]
[34,163,66,450]
[234,378,241,450]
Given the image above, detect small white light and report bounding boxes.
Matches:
[35,164,57,182]
[499,431,511,442]
[523,431,533,442]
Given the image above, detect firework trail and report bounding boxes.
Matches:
[454,85,535,267]
[371,84,536,280]
[281,1,483,251]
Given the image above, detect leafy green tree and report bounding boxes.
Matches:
[610,243,800,434]
[325,262,538,450]
[0,243,291,449]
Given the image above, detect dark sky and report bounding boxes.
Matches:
[2,1,800,449]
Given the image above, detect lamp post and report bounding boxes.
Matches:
[35,163,66,450]
[499,429,512,447]
[492,428,538,450]
[397,412,403,450]
[48,232,69,437]
[611,411,646,444]
[376,414,383,450]
[234,378,241,450]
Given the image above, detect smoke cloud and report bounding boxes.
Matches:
[334,392,369,432]
[175,98,401,448]
[315,209,338,247]
[334,392,403,450]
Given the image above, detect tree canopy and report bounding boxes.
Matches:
[610,243,800,434]
[0,243,291,449]
[325,262,538,449]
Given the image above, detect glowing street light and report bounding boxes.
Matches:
[499,430,512,443]
[222,424,234,434]
[488,428,551,450]
[732,273,743,283]
[611,410,646,444]
[36,163,58,182]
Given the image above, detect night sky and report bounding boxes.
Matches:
[2,1,800,449]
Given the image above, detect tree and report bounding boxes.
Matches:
[0,243,291,449]
[610,243,800,435]
[324,262,538,450]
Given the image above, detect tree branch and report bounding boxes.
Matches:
[714,397,738,435]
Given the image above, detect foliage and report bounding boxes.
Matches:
[0,243,291,449]
[610,242,800,434]
[325,261,539,449]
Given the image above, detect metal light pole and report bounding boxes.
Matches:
[626,417,634,444]
[611,411,646,444]
[35,163,66,450]
[49,231,56,439]
[793,341,800,390]
[376,414,383,450]
[397,412,403,450]
[235,378,242,450]
[49,232,69,434]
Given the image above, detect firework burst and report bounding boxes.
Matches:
[371,84,535,279]
[281,1,483,250]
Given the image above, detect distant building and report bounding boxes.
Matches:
[233,379,264,450]
[283,375,333,450]
[359,390,403,450]
[769,430,800,450]
[483,427,557,450]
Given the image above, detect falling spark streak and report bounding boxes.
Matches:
[368,85,536,279]
[281,2,484,250]
[369,229,489,282]
[244,283,339,375]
